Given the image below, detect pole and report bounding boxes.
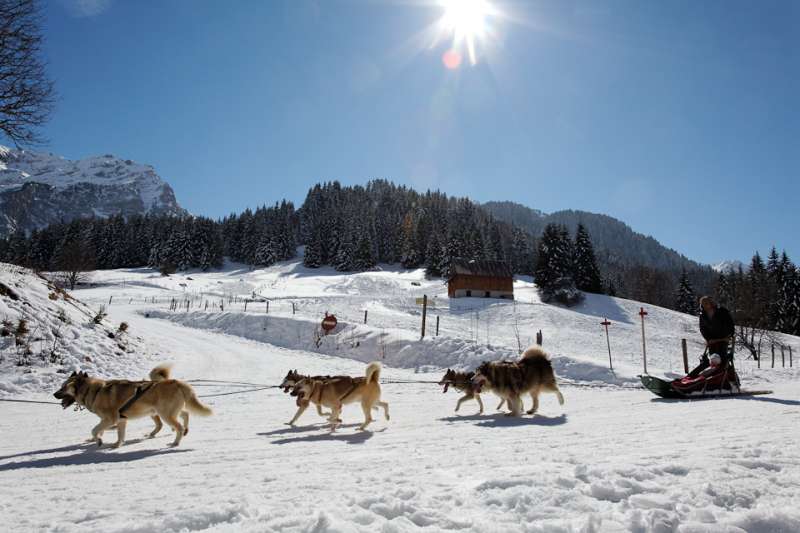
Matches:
[421,294,428,339]
[790,346,793,368]
[601,319,612,371]
[436,315,440,337]
[292,302,296,315]
[781,345,785,368]
[244,300,248,312]
[364,310,368,324]
[266,301,269,314]
[771,343,775,368]
[681,338,689,374]
[639,307,648,374]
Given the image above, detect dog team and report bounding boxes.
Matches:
[52,345,564,448]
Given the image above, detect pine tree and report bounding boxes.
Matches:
[352,230,376,271]
[303,228,323,268]
[425,232,443,277]
[675,268,696,314]
[535,224,582,305]
[573,223,603,293]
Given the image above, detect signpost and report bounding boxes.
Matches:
[600,318,613,371]
[321,313,338,335]
[420,295,428,339]
[639,307,648,374]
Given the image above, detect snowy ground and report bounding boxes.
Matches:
[1,260,799,532]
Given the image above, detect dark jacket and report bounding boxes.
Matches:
[699,306,735,343]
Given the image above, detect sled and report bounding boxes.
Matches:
[640,375,772,399]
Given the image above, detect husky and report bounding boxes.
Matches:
[438,368,512,414]
[280,369,347,423]
[53,365,212,447]
[290,362,389,431]
[472,346,565,416]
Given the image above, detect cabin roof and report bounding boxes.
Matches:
[449,258,513,279]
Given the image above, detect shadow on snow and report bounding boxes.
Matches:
[438,412,568,428]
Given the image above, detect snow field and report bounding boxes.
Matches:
[1,259,799,532]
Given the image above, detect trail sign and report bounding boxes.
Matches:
[321,314,338,333]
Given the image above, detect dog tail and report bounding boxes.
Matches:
[178,383,213,416]
[365,361,382,384]
[520,346,548,361]
[149,364,172,382]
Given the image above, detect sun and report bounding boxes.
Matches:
[437,0,496,67]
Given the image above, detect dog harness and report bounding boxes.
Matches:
[118,383,155,419]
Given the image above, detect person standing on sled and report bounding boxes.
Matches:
[688,296,735,378]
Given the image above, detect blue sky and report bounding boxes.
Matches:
[29,0,800,265]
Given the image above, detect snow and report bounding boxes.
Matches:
[1,259,799,532]
[712,261,746,274]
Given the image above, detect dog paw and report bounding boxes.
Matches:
[96,439,103,447]
[111,442,123,449]
[183,428,189,436]
[526,410,537,415]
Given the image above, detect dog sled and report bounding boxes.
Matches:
[640,349,771,399]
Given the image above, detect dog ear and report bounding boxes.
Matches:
[70,371,77,377]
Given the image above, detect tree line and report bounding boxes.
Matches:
[1,179,795,334]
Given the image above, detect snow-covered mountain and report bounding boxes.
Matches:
[0,145,186,237]
[712,259,746,273]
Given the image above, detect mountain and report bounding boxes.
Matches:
[712,260,746,274]
[0,146,186,237]
[482,201,706,272]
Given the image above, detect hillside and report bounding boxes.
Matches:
[0,263,148,395]
[483,200,706,272]
[0,145,186,237]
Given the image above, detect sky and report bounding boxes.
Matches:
[22,0,800,265]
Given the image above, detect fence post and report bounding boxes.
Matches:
[421,295,428,339]
[781,345,785,368]
[681,338,688,374]
[771,344,775,368]
[790,346,793,368]
[364,310,368,324]
[266,301,269,314]
[108,296,113,305]
[244,300,248,312]
[204,301,208,311]
[436,315,440,337]
[292,302,296,315]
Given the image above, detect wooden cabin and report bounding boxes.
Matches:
[447,259,514,300]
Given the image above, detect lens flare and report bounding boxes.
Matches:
[437,0,496,66]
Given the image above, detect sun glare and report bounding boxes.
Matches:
[437,0,496,67]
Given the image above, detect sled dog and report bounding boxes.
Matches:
[290,362,389,431]
[439,369,510,414]
[53,365,212,447]
[280,369,349,422]
[471,346,565,416]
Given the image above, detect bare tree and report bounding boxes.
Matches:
[55,240,94,290]
[0,0,55,145]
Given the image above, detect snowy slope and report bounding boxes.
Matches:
[1,260,799,532]
[712,260,746,274]
[0,264,151,396]
[80,259,800,382]
[0,145,185,236]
